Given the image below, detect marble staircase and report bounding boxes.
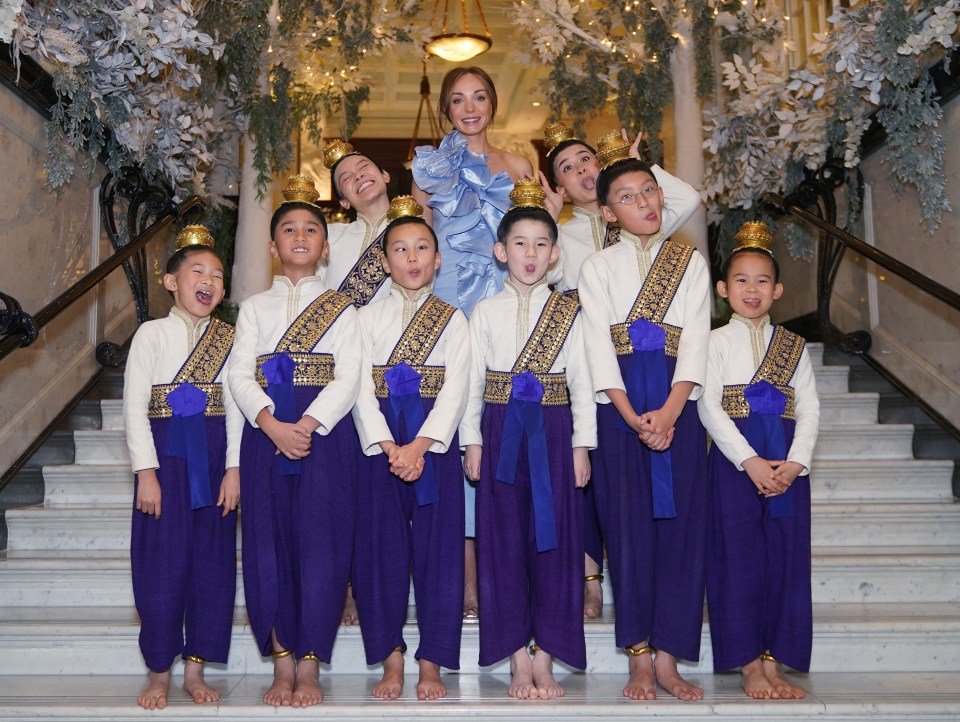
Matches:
[1,344,959,720]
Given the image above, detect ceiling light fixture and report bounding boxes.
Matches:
[425,0,492,63]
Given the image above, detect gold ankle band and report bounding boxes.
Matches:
[184,655,205,665]
[529,643,542,655]
[584,574,604,583]
[760,653,779,663]
[271,649,292,659]
[624,644,654,657]
[300,652,320,662]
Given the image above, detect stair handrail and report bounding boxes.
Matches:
[762,176,960,445]
[0,193,203,364]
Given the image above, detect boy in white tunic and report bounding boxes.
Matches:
[352,196,470,701]
[697,221,819,700]
[124,226,241,710]
[463,179,596,699]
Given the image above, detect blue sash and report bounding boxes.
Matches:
[495,371,558,552]
[744,380,792,517]
[260,352,301,476]
[164,382,213,509]
[383,362,438,506]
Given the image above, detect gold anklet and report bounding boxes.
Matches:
[760,653,779,663]
[529,643,541,655]
[624,644,654,657]
[300,652,320,662]
[584,574,604,583]
[184,655,205,665]
[271,649,293,659]
[394,644,407,655]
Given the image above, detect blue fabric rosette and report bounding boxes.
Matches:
[383,362,438,507]
[164,382,213,510]
[495,371,558,552]
[744,380,792,517]
[260,352,301,476]
[618,318,676,519]
[411,131,514,316]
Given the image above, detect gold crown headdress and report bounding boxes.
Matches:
[386,195,424,222]
[543,122,579,156]
[278,175,321,207]
[509,178,548,210]
[733,220,775,255]
[175,224,215,250]
[595,130,632,170]
[322,139,358,170]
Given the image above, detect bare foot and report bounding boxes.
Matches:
[763,657,806,699]
[417,659,447,700]
[138,669,170,710]
[653,649,703,701]
[263,653,295,707]
[508,647,538,699]
[584,580,602,618]
[531,648,564,699]
[341,583,359,626]
[623,645,656,700]
[740,657,777,699]
[464,539,478,618]
[293,657,324,707]
[183,658,220,704]
[372,648,404,700]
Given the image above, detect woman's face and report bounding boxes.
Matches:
[445,72,493,136]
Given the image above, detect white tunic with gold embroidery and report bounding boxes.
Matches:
[555,165,702,292]
[353,284,471,456]
[228,275,362,435]
[320,213,390,305]
[460,280,597,450]
[578,230,711,405]
[123,308,243,473]
[697,314,819,473]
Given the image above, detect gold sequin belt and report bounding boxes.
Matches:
[610,321,681,358]
[372,365,446,399]
[255,353,335,388]
[483,371,570,406]
[148,383,225,419]
[721,384,796,420]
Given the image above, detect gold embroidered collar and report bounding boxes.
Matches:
[572,206,607,251]
[391,282,433,329]
[170,307,210,349]
[358,212,388,251]
[733,313,771,368]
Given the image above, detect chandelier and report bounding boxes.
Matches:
[424,0,492,63]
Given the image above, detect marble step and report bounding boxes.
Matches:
[818,392,878,425]
[3,545,958,608]
[100,399,123,431]
[39,456,955,509]
[812,424,915,460]
[812,459,954,502]
[1,671,959,722]
[812,366,848,393]
[0,603,958,676]
[807,342,824,367]
[75,421,912,471]
[11,500,960,551]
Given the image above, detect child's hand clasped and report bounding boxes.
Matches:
[742,456,790,497]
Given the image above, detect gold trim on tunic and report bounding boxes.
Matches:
[148,384,225,419]
[603,223,622,249]
[172,318,234,385]
[721,385,796,420]
[610,321,681,358]
[625,241,694,326]
[337,229,388,307]
[511,291,580,375]
[387,295,457,366]
[752,326,806,387]
[483,371,570,406]
[256,353,335,388]
[275,290,354,354]
[373,365,445,399]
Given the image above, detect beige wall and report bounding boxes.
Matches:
[0,83,151,475]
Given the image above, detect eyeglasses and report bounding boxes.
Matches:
[611,186,659,206]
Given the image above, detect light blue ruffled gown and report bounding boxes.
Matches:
[412,130,514,319]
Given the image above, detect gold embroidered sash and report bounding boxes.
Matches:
[482,291,579,406]
[337,229,388,307]
[275,290,354,354]
[512,291,579,375]
[603,223,622,249]
[721,326,805,420]
[373,295,457,399]
[256,353,336,389]
[148,319,234,419]
[610,241,693,358]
